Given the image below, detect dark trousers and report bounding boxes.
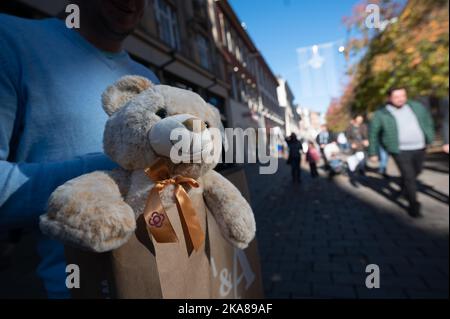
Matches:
[309,162,319,177]
[319,148,328,166]
[392,149,426,208]
[320,148,330,171]
[290,157,301,182]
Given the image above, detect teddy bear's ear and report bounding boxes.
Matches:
[102,75,153,116]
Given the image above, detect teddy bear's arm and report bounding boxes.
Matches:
[202,170,256,249]
[39,169,136,253]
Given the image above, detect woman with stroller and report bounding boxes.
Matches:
[346,115,369,175]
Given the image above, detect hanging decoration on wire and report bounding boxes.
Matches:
[296,40,346,106]
[308,45,325,69]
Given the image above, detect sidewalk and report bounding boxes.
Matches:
[0,154,447,298]
[244,152,449,298]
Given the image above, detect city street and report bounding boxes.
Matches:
[245,152,449,298]
[0,0,448,302]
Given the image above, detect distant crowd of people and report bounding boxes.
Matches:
[286,87,439,219]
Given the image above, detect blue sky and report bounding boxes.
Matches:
[228,0,359,113]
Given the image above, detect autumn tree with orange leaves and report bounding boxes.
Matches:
[326,81,354,133]
[328,0,449,118]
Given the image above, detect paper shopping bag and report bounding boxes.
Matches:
[65,167,263,299]
[208,168,264,299]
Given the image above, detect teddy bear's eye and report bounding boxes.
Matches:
[205,121,210,128]
[156,108,167,119]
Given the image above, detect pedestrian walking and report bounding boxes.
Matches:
[316,125,334,168]
[378,146,389,177]
[306,141,320,178]
[337,132,350,153]
[286,133,303,183]
[346,115,369,175]
[369,87,435,218]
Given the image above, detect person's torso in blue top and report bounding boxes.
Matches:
[0,14,159,298]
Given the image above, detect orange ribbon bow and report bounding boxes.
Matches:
[143,159,205,255]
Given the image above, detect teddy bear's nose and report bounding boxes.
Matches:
[183,118,207,133]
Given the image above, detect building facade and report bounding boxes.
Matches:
[2,0,285,155]
[2,0,230,120]
[298,108,323,142]
[209,0,285,157]
[277,77,301,137]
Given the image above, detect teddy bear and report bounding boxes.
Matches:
[39,75,256,254]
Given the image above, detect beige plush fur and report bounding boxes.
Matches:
[39,76,256,253]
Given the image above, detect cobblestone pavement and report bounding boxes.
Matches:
[244,152,449,299]
[0,154,447,299]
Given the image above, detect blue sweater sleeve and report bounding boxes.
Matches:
[0,154,117,229]
[0,30,117,230]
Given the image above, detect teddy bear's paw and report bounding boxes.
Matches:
[203,170,257,250]
[40,184,136,253]
[210,196,256,250]
[221,203,256,250]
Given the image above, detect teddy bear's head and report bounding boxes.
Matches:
[102,76,224,178]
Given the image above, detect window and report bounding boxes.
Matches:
[196,34,211,70]
[193,0,208,19]
[193,0,206,11]
[226,25,234,53]
[154,0,181,49]
[229,32,234,53]
[242,46,248,66]
[205,93,225,118]
[165,73,198,93]
[219,14,227,47]
[193,0,206,8]
[235,38,242,62]
[231,72,239,100]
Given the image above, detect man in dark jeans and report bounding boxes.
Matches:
[369,87,435,218]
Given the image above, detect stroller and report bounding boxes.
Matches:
[323,142,348,177]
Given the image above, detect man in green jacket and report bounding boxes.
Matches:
[369,87,435,218]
